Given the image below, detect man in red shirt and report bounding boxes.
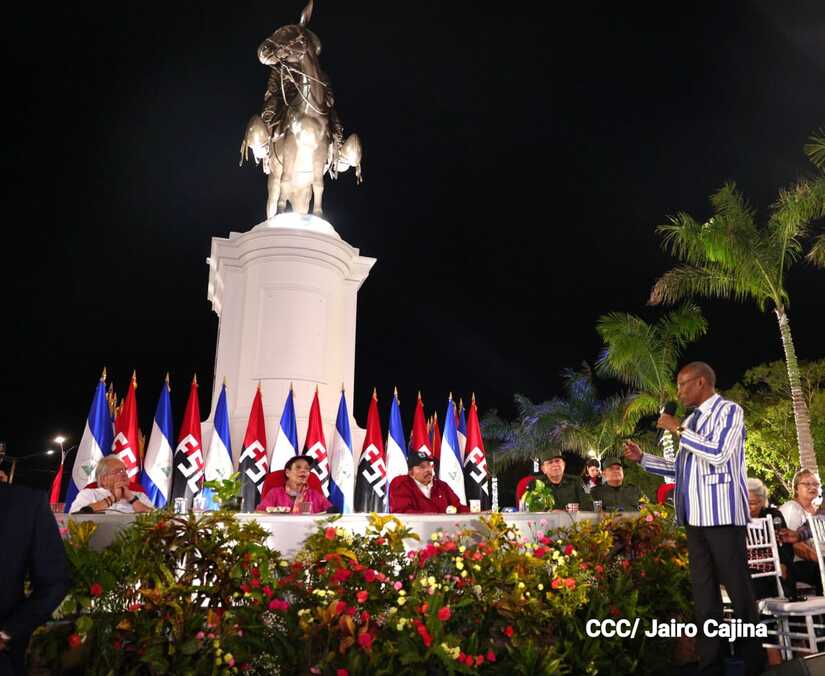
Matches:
[389,451,469,514]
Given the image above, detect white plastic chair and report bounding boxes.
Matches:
[762,514,825,659]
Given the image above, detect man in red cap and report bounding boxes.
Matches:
[389,451,469,514]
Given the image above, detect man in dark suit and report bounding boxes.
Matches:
[0,483,71,675]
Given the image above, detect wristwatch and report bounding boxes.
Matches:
[129,496,139,505]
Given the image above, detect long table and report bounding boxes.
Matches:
[54,510,610,556]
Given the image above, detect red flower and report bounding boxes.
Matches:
[360,610,370,623]
[251,566,260,578]
[564,544,574,556]
[475,655,485,666]
[437,606,451,621]
[486,649,497,663]
[356,590,369,603]
[551,578,562,589]
[268,598,289,612]
[564,577,576,589]
[420,602,429,614]
[375,537,386,545]
[337,670,349,676]
[332,569,352,583]
[595,564,605,575]
[112,639,122,650]
[240,583,250,593]
[464,655,474,666]
[357,632,373,652]
[503,625,514,638]
[610,606,621,617]
[335,600,348,615]
[67,634,82,649]
[533,546,546,558]
[250,578,261,588]
[262,585,273,597]
[325,527,337,540]
[621,559,631,571]
[89,582,103,597]
[579,562,589,570]
[363,569,378,583]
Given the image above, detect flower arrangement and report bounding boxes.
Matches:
[31,508,693,674]
[520,479,556,512]
[203,472,243,510]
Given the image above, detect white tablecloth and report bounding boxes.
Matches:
[55,510,614,556]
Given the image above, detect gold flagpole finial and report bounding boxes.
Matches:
[289,381,294,392]
[393,385,399,399]
[459,397,464,410]
[471,392,476,405]
[222,375,226,387]
[257,380,262,391]
[131,370,138,388]
[434,411,439,421]
[100,367,107,382]
[372,386,377,400]
[417,390,422,401]
[448,391,453,402]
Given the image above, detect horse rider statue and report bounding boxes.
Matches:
[240,0,363,219]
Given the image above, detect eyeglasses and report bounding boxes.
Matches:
[799,481,821,488]
[676,375,701,388]
[102,468,129,478]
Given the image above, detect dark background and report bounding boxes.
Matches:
[2,2,824,490]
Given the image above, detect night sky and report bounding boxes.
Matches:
[4,2,824,488]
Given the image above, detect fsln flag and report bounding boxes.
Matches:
[438,395,467,505]
[463,394,491,509]
[409,392,431,456]
[139,375,175,507]
[112,372,141,479]
[303,387,330,496]
[328,389,356,514]
[384,387,407,510]
[239,385,268,512]
[355,389,387,513]
[170,375,204,508]
[457,399,468,462]
[270,385,299,471]
[65,369,114,512]
[202,382,234,509]
[430,412,442,461]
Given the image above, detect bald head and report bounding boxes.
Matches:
[677,362,716,408]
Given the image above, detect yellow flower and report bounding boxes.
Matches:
[398,589,406,597]
[397,596,407,606]
[279,560,289,567]
[431,532,441,541]
[518,582,525,589]
[538,583,544,591]
[428,576,436,586]
[441,643,461,659]
[460,570,467,578]
[224,653,234,664]
[455,559,465,571]
[473,565,481,572]
[459,545,466,553]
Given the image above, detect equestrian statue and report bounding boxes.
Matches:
[240,1,363,219]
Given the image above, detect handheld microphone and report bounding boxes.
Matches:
[657,402,678,446]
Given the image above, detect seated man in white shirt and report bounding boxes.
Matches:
[69,456,154,514]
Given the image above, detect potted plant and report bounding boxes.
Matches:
[202,472,242,511]
[521,480,556,512]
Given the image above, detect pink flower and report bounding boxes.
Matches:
[195,631,205,640]
[564,577,576,589]
[268,598,289,612]
[645,514,654,522]
[357,632,373,652]
[393,581,403,591]
[437,606,451,621]
[89,582,103,598]
[325,527,337,540]
[356,590,369,603]
[486,649,496,663]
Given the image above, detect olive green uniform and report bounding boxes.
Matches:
[590,482,642,512]
[535,475,593,510]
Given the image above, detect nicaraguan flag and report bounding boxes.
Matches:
[270,386,299,471]
[328,390,355,513]
[438,396,467,505]
[65,372,114,512]
[457,401,468,462]
[202,383,234,509]
[139,377,175,507]
[384,389,407,510]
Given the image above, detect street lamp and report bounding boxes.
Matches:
[6,450,55,484]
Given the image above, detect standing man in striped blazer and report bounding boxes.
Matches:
[624,361,764,675]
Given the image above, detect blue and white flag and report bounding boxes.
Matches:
[65,373,114,512]
[328,390,355,514]
[384,389,408,510]
[139,378,175,507]
[457,401,468,462]
[202,383,234,509]
[270,387,299,471]
[438,396,467,505]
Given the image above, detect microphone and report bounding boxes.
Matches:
[656,401,678,447]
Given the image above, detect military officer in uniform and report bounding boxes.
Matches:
[590,456,641,511]
[533,450,593,510]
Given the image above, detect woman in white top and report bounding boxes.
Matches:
[69,456,154,514]
[779,469,823,594]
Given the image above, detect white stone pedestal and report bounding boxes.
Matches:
[206,214,375,459]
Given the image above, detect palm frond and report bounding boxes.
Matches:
[649,265,772,310]
[622,392,664,430]
[804,126,825,172]
[808,233,825,267]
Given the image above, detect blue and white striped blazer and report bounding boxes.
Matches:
[641,393,750,527]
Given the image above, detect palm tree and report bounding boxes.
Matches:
[482,365,629,470]
[649,177,825,473]
[595,304,707,430]
[804,126,825,265]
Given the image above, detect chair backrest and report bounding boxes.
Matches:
[261,469,323,497]
[745,516,784,598]
[515,475,537,503]
[806,514,825,595]
[656,482,676,505]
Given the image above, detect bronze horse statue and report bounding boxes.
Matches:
[240,1,362,219]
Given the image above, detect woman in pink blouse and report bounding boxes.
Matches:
[257,455,333,514]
